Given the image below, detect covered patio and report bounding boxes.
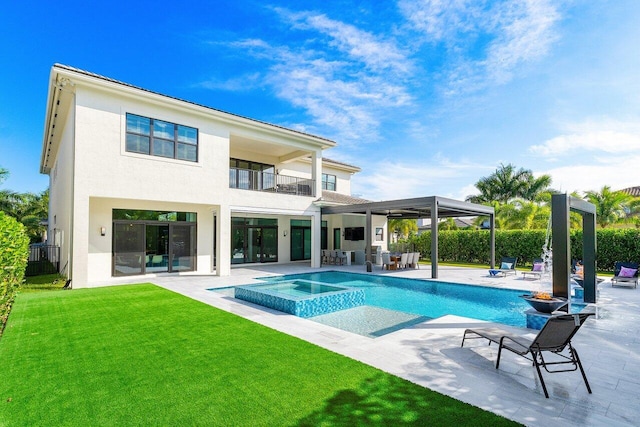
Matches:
[321,196,496,278]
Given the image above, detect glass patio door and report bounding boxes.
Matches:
[146,224,169,273]
[113,223,145,276]
[170,224,196,271]
[291,227,311,261]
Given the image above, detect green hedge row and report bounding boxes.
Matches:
[0,212,30,336]
[407,228,640,271]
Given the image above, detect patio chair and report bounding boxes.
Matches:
[405,252,414,269]
[412,252,420,269]
[399,252,409,269]
[461,312,594,398]
[335,250,348,265]
[489,257,518,277]
[521,258,544,280]
[381,252,395,270]
[321,249,329,265]
[611,261,639,288]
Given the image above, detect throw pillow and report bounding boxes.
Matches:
[619,266,637,278]
[532,263,543,272]
[501,262,512,270]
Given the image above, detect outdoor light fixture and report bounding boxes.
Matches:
[100,226,106,236]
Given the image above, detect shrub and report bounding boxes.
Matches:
[0,212,30,336]
[406,228,640,271]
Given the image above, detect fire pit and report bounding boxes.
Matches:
[520,292,568,313]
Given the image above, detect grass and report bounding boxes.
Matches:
[0,284,520,426]
[21,273,67,292]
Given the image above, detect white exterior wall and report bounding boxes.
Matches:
[60,83,327,286]
[48,106,75,277]
[279,162,354,196]
[323,214,387,252]
[40,66,372,287]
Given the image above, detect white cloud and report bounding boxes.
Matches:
[277,9,413,75]
[400,0,561,92]
[542,160,640,194]
[205,10,415,145]
[351,155,493,201]
[530,118,640,157]
[484,0,560,83]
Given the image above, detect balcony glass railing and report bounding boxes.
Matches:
[229,168,315,197]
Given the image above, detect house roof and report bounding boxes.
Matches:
[620,186,640,197]
[321,157,361,173]
[316,191,372,206]
[41,64,339,173]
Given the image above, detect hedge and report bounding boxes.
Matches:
[0,212,30,336]
[406,228,640,272]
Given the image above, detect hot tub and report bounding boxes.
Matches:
[234,280,365,318]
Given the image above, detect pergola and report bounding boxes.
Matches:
[551,194,597,304]
[321,196,496,278]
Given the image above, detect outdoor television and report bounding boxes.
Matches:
[344,227,365,241]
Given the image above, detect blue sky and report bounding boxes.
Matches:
[1,0,639,201]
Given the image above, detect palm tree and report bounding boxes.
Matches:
[583,186,634,228]
[466,163,552,204]
[496,199,550,230]
[388,218,417,241]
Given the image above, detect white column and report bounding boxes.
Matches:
[216,204,231,276]
[311,150,322,198]
[311,210,321,268]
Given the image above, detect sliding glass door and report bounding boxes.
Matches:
[231,218,278,264]
[112,209,196,276]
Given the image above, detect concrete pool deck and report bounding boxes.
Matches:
[139,263,639,427]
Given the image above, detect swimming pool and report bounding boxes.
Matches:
[257,271,533,327]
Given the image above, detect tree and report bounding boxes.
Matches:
[466,163,552,204]
[388,218,417,241]
[0,168,48,243]
[584,186,634,228]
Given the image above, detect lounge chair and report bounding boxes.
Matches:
[489,257,518,277]
[461,312,594,398]
[611,261,639,288]
[522,258,544,280]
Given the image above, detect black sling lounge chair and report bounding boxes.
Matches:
[461,312,594,398]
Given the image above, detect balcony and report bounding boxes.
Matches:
[229,167,315,197]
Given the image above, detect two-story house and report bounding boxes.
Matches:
[40,64,387,288]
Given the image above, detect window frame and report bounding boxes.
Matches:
[322,173,337,191]
[125,113,198,162]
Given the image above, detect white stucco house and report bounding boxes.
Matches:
[40,64,388,288]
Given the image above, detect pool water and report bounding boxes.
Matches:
[255,281,345,297]
[258,271,534,327]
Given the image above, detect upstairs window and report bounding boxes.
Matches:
[126,113,198,162]
[322,173,336,191]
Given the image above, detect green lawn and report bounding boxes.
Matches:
[0,284,519,426]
